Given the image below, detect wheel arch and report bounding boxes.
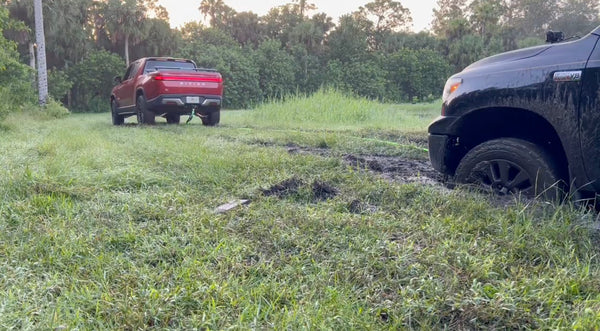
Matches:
[448,107,569,183]
[135,88,145,101]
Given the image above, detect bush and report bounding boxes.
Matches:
[85,96,110,113]
[215,47,261,109]
[0,87,16,121]
[383,48,451,102]
[48,68,73,102]
[0,6,35,121]
[446,34,486,72]
[67,50,125,112]
[44,99,70,118]
[518,37,545,49]
[254,40,296,100]
[325,59,387,100]
[181,44,261,109]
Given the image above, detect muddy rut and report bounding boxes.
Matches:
[286,145,443,186]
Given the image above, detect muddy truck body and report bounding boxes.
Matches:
[428,25,600,199]
[111,57,223,126]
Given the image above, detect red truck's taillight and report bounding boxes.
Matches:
[154,75,223,83]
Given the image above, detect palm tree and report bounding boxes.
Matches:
[199,0,225,24]
[105,0,147,66]
[33,0,48,105]
[293,0,316,17]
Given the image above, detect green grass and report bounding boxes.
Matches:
[1,91,599,329]
[227,89,440,132]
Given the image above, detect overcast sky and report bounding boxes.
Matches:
[157,0,438,32]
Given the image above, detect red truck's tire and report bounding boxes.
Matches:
[201,110,220,126]
[166,114,180,124]
[111,100,124,126]
[136,95,155,125]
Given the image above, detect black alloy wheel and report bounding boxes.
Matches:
[454,138,565,200]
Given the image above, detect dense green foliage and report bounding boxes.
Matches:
[3,0,597,111]
[433,0,600,71]
[0,5,34,119]
[67,50,125,112]
[1,94,599,328]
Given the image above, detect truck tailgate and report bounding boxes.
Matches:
[149,70,223,96]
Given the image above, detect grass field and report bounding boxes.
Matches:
[1,90,599,329]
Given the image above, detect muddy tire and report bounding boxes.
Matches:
[454,138,565,200]
[136,95,155,125]
[166,114,180,124]
[111,100,124,126]
[201,110,220,126]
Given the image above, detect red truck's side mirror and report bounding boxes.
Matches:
[113,76,122,84]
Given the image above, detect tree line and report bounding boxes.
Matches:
[0,0,599,113]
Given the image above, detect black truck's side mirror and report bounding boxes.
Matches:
[546,31,564,43]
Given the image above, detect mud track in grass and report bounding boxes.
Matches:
[343,154,443,185]
[286,145,444,186]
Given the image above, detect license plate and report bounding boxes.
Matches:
[186,96,200,104]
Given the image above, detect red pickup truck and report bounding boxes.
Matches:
[110,57,223,126]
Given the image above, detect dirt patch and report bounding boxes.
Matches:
[287,145,442,186]
[261,177,303,197]
[312,181,338,201]
[344,154,443,186]
[260,177,338,202]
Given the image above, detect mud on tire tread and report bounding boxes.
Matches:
[454,138,565,200]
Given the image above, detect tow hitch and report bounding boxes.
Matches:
[186,106,196,124]
[186,105,210,124]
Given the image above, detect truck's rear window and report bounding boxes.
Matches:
[144,60,195,74]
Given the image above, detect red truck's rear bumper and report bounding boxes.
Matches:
[146,94,221,115]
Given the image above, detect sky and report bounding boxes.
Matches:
[157,0,438,32]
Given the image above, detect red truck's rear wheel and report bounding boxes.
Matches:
[136,95,155,125]
[201,110,220,126]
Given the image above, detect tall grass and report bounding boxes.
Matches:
[227,89,441,132]
[0,93,599,329]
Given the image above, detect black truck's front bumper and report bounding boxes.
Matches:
[428,133,451,174]
[428,115,461,175]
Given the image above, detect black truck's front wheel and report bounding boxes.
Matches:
[454,138,565,200]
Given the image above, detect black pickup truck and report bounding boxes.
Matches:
[428,25,600,200]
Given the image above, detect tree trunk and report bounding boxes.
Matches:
[34,0,48,106]
[125,34,130,66]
